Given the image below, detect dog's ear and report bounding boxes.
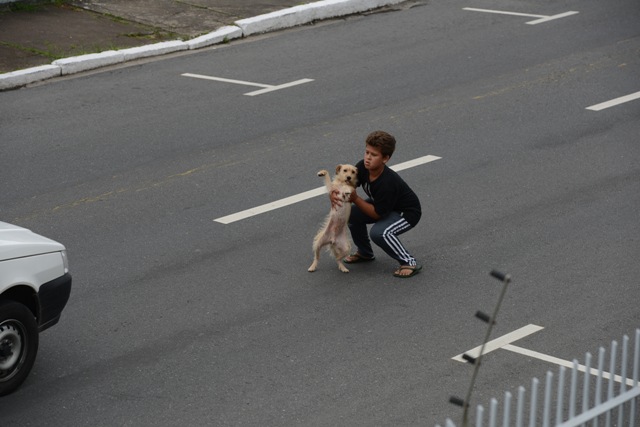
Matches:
[335,164,342,174]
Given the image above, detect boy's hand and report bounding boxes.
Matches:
[330,189,343,209]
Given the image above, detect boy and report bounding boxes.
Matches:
[332,130,422,278]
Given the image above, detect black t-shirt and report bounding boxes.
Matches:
[355,159,422,227]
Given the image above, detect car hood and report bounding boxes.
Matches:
[0,221,65,261]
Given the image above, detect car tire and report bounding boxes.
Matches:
[0,300,39,396]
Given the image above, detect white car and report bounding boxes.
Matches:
[0,221,72,396]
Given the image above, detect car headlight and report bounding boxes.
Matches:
[61,250,69,274]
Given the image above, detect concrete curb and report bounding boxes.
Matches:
[186,26,244,50]
[236,0,405,36]
[0,65,61,91]
[0,0,402,91]
[121,40,189,62]
[52,50,125,76]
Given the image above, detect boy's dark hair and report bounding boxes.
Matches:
[366,130,396,159]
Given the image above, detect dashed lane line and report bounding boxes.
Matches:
[586,91,640,111]
[214,155,442,224]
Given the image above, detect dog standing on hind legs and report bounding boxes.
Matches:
[308,164,358,273]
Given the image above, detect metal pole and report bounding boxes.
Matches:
[457,271,512,427]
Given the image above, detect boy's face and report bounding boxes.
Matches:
[364,144,390,171]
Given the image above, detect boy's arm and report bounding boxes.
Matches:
[349,191,380,220]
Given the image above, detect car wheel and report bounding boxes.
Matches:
[0,300,39,396]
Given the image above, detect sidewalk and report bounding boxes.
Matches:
[0,0,301,74]
[0,0,407,90]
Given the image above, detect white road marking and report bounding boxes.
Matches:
[214,155,442,224]
[526,11,579,25]
[452,324,544,362]
[503,344,636,386]
[244,79,315,96]
[463,8,545,19]
[586,91,640,111]
[182,73,313,96]
[182,73,269,88]
[215,188,326,225]
[453,324,635,386]
[463,8,578,25]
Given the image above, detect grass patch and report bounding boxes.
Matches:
[125,31,180,41]
[7,0,70,12]
[0,39,128,61]
[0,40,61,60]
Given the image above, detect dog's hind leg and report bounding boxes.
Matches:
[332,239,351,273]
[308,243,321,272]
[308,233,327,272]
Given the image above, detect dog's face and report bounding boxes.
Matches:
[334,164,358,187]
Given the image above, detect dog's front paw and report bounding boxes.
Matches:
[317,170,328,177]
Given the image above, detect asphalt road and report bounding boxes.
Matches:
[1,0,639,425]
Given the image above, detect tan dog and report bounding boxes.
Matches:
[308,164,358,273]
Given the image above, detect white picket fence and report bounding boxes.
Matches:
[439,329,640,427]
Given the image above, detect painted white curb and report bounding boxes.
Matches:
[186,26,243,50]
[53,50,125,75]
[120,40,188,61]
[235,0,406,36]
[0,0,403,90]
[0,64,61,90]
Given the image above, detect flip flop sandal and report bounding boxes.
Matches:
[343,253,376,264]
[393,265,422,278]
